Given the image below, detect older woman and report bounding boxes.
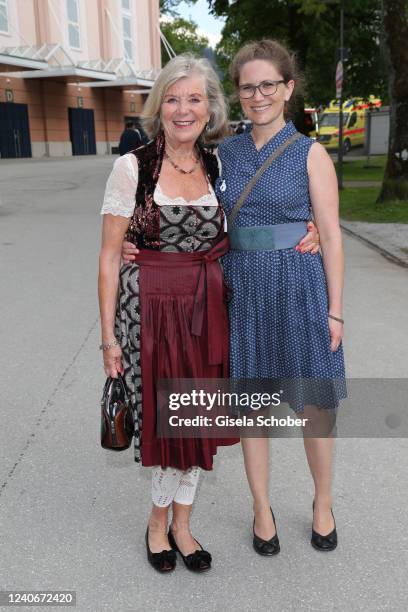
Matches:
[99,55,240,573]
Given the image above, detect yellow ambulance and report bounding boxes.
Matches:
[315,96,381,153]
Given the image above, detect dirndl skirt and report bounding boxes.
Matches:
[116,235,239,470]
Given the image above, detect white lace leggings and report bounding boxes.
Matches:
[151,466,200,507]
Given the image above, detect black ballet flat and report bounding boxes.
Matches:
[145,527,177,572]
[311,501,337,552]
[168,528,212,572]
[253,507,281,556]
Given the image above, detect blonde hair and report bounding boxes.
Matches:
[141,54,230,145]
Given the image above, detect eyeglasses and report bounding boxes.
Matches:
[238,80,286,99]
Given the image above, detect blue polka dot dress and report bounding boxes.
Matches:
[216,121,346,411]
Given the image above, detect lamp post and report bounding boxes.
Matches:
[338,0,345,190]
[329,0,346,189]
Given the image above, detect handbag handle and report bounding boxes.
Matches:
[227,131,302,229]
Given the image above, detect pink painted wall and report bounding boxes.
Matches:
[0,0,161,155]
[0,0,161,70]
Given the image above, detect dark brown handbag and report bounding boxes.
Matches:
[100,374,134,451]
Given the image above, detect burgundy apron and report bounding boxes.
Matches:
[134,235,239,470]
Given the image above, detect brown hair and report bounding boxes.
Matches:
[230,39,304,113]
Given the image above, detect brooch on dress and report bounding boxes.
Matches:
[220,179,226,192]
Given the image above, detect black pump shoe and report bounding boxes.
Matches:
[311,501,337,552]
[168,528,212,572]
[145,527,177,572]
[253,507,280,556]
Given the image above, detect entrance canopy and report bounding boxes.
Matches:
[0,43,158,88]
[0,44,49,71]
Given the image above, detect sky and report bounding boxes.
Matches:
[176,0,225,48]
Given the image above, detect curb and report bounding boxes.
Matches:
[343,181,382,188]
[340,222,408,269]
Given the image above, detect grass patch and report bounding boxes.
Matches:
[340,187,408,223]
[335,156,386,182]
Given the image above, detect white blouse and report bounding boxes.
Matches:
[100,152,221,217]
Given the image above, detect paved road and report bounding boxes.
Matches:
[1,156,408,612]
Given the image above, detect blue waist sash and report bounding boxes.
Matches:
[229,221,308,251]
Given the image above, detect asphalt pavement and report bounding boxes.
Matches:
[1,156,407,612]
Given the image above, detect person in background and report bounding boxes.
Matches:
[235,120,248,134]
[118,121,143,156]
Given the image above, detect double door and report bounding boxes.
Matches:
[0,102,32,158]
[68,107,96,155]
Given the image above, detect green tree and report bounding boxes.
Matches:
[160,16,210,66]
[209,0,387,107]
[160,0,191,16]
[378,0,408,203]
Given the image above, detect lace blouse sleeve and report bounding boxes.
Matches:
[100,154,138,217]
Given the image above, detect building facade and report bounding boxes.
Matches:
[0,0,161,158]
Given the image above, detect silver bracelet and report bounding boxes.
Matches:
[99,338,119,351]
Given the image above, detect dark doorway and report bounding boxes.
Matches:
[68,107,96,155]
[0,102,32,159]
